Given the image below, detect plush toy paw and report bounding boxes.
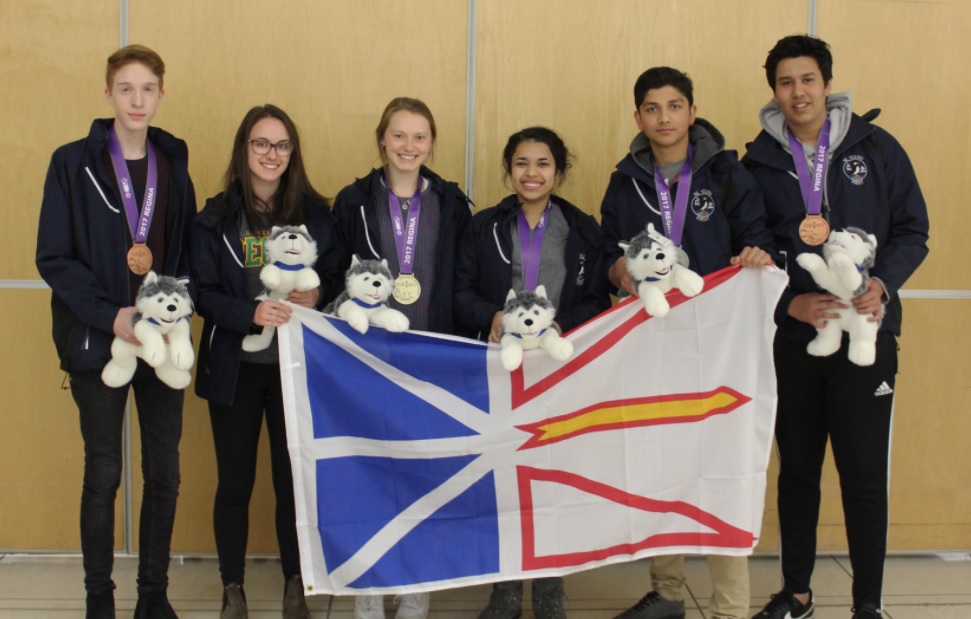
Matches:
[848,342,877,366]
[541,332,574,362]
[241,329,275,352]
[372,307,409,333]
[169,342,195,371]
[806,335,841,357]
[500,340,524,371]
[260,263,283,290]
[295,269,321,291]
[154,365,192,390]
[675,267,705,298]
[638,285,670,318]
[795,252,825,273]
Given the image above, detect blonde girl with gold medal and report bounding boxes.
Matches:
[334,98,471,340]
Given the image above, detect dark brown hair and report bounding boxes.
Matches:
[222,104,326,227]
[106,44,165,90]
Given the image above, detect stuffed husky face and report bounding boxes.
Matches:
[135,271,193,326]
[502,286,557,338]
[620,222,690,282]
[822,227,878,269]
[345,255,395,305]
[264,225,318,268]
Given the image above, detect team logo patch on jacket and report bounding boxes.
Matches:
[692,189,715,222]
[843,155,868,186]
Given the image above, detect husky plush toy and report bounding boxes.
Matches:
[499,286,574,371]
[241,225,320,352]
[324,255,409,334]
[619,222,704,317]
[796,227,880,366]
[102,271,195,390]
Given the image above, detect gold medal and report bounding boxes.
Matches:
[127,244,153,275]
[392,274,421,305]
[798,215,829,246]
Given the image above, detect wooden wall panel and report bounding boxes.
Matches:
[0,289,122,550]
[129,0,469,208]
[0,1,117,279]
[472,0,807,215]
[818,0,970,290]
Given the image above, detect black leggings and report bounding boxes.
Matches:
[209,362,300,585]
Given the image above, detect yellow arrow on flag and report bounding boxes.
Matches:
[516,386,750,450]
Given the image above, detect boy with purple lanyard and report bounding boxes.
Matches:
[36,45,196,619]
[743,35,928,619]
[600,67,774,619]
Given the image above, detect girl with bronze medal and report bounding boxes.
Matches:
[788,118,832,246]
[107,125,158,275]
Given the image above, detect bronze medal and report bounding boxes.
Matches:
[798,215,829,246]
[127,244,153,275]
[392,274,421,305]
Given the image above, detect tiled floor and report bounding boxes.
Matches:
[1,553,969,618]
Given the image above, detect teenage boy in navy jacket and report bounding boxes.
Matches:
[600,67,773,619]
[36,45,195,619]
[744,36,928,619]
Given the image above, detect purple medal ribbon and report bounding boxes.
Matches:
[517,200,551,292]
[653,144,693,246]
[107,126,158,245]
[387,179,422,275]
[787,118,831,217]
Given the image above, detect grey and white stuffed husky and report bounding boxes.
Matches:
[324,255,409,334]
[499,286,573,371]
[796,227,880,366]
[241,225,320,352]
[619,222,704,317]
[102,271,195,390]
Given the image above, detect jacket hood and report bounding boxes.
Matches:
[758,92,853,153]
[627,117,725,178]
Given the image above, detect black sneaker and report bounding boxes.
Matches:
[750,589,813,619]
[614,590,685,619]
[851,604,881,618]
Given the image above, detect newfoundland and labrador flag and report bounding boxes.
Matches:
[278,265,787,595]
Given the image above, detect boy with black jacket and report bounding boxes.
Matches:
[36,45,195,619]
[601,67,773,619]
[744,36,928,619]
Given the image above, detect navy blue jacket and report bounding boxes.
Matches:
[333,166,471,335]
[742,111,929,339]
[191,186,342,406]
[600,119,775,280]
[36,119,196,372]
[454,194,611,340]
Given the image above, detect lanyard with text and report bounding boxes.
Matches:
[653,144,693,246]
[517,200,552,292]
[387,180,423,304]
[107,127,158,275]
[787,118,831,246]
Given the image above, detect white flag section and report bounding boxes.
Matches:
[278,265,787,596]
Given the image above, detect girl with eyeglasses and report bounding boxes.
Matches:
[191,104,343,619]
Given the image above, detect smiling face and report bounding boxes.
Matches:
[509,140,559,209]
[380,110,433,176]
[773,55,832,141]
[247,117,291,191]
[105,62,164,135]
[634,85,696,164]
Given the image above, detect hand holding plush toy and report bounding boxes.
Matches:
[102,271,194,390]
[619,223,704,317]
[796,227,880,366]
[241,225,320,352]
[499,286,573,371]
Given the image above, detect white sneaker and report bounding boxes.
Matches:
[394,592,430,619]
[355,594,386,619]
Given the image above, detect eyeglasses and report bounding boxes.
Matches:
[249,139,294,156]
